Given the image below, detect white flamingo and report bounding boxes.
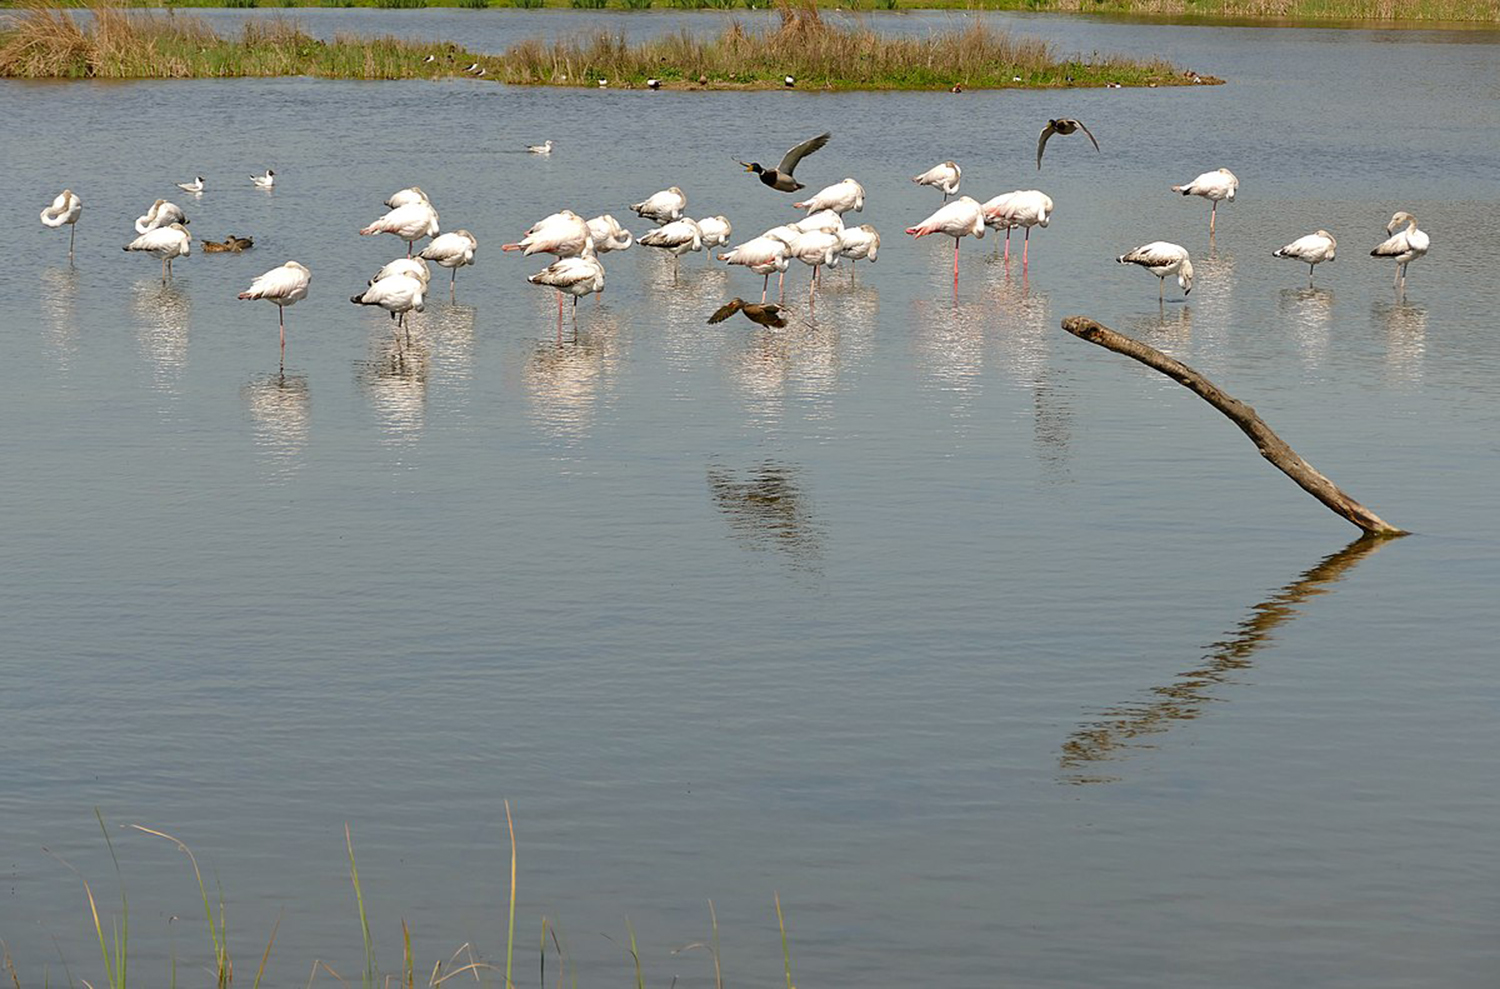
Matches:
[981,190,1053,267]
[528,252,605,331]
[351,272,426,331]
[1370,212,1428,292]
[503,210,591,258]
[40,189,82,257]
[639,218,704,283]
[123,222,191,283]
[630,186,686,225]
[360,201,440,257]
[913,161,962,200]
[793,178,864,215]
[135,199,189,234]
[419,229,478,298]
[586,214,634,254]
[837,224,880,281]
[384,186,429,209]
[238,260,312,362]
[787,229,841,296]
[793,210,844,235]
[251,169,276,190]
[697,216,733,253]
[718,234,791,304]
[1117,242,1194,300]
[1273,230,1337,285]
[1172,168,1238,235]
[906,196,985,291]
[371,257,431,286]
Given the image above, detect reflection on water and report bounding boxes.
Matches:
[910,295,989,417]
[355,328,428,448]
[706,460,822,570]
[131,278,192,394]
[241,371,311,481]
[1373,299,1427,387]
[983,274,1073,479]
[658,265,731,372]
[524,313,621,443]
[1125,303,1194,350]
[728,308,844,426]
[39,266,81,371]
[1059,535,1390,784]
[426,302,478,425]
[1189,248,1236,364]
[1279,286,1335,369]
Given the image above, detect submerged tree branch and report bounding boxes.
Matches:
[1061,315,1406,536]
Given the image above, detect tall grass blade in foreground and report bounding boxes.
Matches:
[129,825,230,987]
[345,824,377,988]
[775,892,795,989]
[504,800,517,989]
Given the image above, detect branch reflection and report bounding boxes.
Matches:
[1059,535,1390,783]
[706,460,823,571]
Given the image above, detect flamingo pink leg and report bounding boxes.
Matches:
[952,237,960,291]
[1004,228,1012,265]
[762,272,769,304]
[1023,227,1030,267]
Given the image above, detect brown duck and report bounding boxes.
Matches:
[707,298,787,328]
[203,235,255,253]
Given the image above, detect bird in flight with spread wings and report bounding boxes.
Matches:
[707,298,789,328]
[737,132,832,192]
[1036,118,1099,170]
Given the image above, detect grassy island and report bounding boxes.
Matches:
[0,0,1209,87]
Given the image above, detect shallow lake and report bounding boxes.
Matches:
[3,11,1500,987]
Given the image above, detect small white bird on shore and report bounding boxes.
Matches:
[251,169,276,190]
[1273,230,1337,284]
[124,222,191,283]
[913,161,962,200]
[40,189,83,257]
[419,229,478,298]
[1117,241,1194,300]
[238,260,312,362]
[176,176,204,194]
[1370,212,1428,292]
[1172,168,1238,235]
[527,140,554,155]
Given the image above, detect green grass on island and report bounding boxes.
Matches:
[0,0,1212,88]
[2,0,1495,23]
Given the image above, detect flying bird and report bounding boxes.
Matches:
[708,298,788,328]
[912,161,962,200]
[238,260,312,363]
[40,189,82,257]
[1273,230,1337,284]
[1172,168,1239,235]
[1370,212,1428,292]
[1036,118,1099,169]
[1117,241,1194,300]
[203,234,254,253]
[738,132,831,193]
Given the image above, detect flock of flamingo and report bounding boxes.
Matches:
[35,121,1432,361]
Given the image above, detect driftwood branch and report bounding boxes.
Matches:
[1061,316,1406,536]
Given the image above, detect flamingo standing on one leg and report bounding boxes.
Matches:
[40,189,82,258]
[1273,230,1337,286]
[718,234,791,304]
[238,261,312,367]
[906,196,985,293]
[419,230,478,300]
[360,201,440,257]
[1172,168,1239,237]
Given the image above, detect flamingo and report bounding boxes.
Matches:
[1273,230,1337,285]
[906,196,985,291]
[718,234,791,304]
[586,214,634,254]
[1172,168,1238,235]
[528,251,605,332]
[238,261,312,364]
[503,210,591,258]
[1117,242,1194,300]
[1370,212,1428,292]
[697,216,733,254]
[982,190,1053,267]
[370,257,431,286]
[40,189,82,258]
[419,229,478,299]
[384,186,429,209]
[639,218,704,283]
[837,224,880,281]
[913,161,962,200]
[793,210,844,235]
[630,187,687,225]
[786,229,840,297]
[123,222,191,283]
[351,272,426,333]
[135,199,189,234]
[792,178,865,215]
[360,201,440,257]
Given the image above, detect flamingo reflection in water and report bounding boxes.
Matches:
[1059,536,1392,784]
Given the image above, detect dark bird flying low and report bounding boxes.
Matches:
[707,298,788,328]
[737,132,831,193]
[1036,118,1099,170]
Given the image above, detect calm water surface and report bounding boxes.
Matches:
[3,13,1500,988]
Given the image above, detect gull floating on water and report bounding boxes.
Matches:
[124,221,191,283]
[238,260,312,363]
[252,169,276,190]
[176,176,205,194]
[40,188,82,257]
[1273,230,1337,285]
[360,201,440,257]
[1117,241,1194,300]
[1370,211,1428,293]
[419,229,478,299]
[528,140,554,155]
[913,161,962,200]
[906,195,985,291]
[136,199,189,234]
[1172,168,1238,235]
